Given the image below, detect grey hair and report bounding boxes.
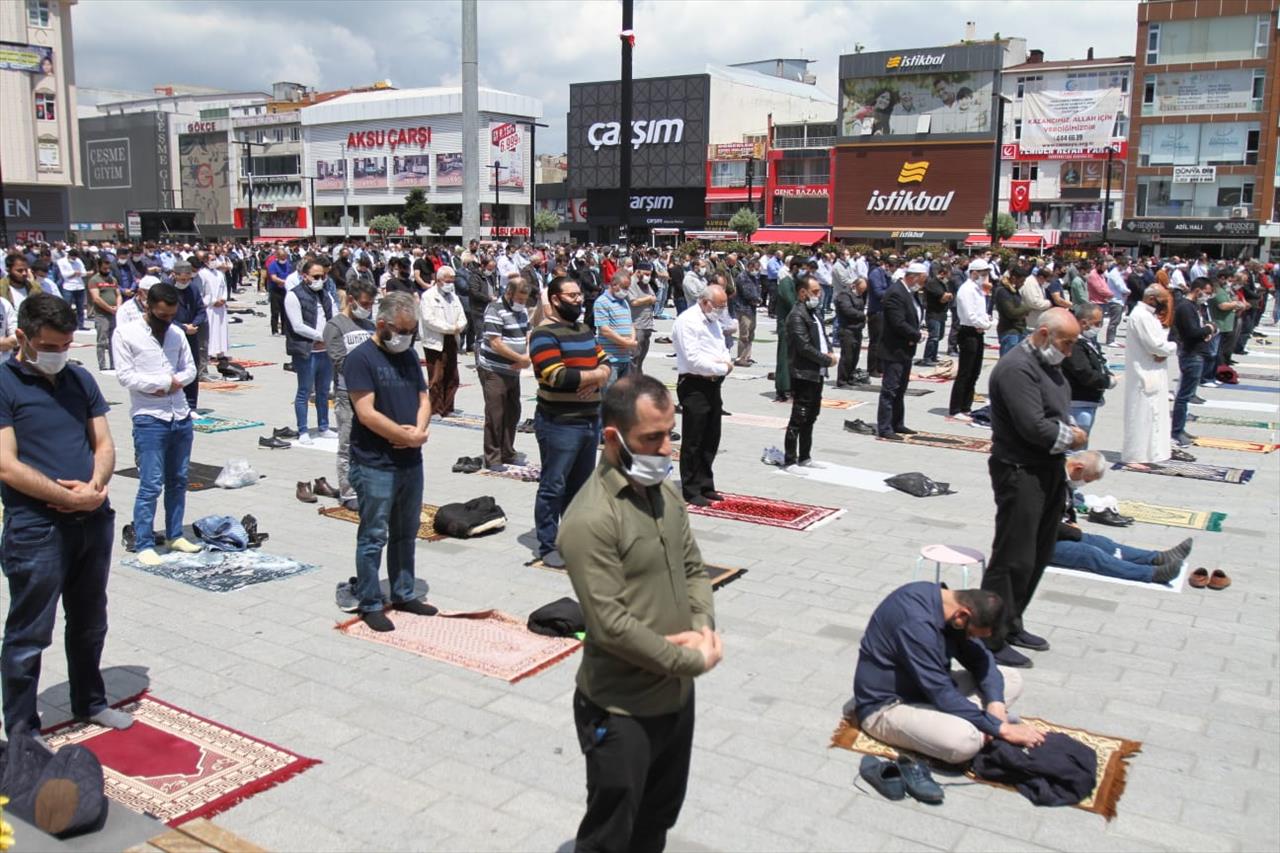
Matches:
[1072,303,1102,324]
[378,291,417,323]
[1143,284,1164,300]
[1069,449,1107,479]
[610,270,631,288]
[435,265,456,281]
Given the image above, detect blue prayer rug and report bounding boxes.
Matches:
[123,551,318,592]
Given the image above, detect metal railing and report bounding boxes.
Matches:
[774,136,836,149]
[775,174,829,186]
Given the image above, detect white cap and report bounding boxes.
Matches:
[137,274,160,291]
[905,261,929,275]
[968,258,991,273]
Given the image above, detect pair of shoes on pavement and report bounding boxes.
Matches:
[296,477,340,502]
[1169,446,1197,462]
[451,456,483,473]
[860,754,944,804]
[992,629,1051,667]
[360,599,439,632]
[843,418,876,435]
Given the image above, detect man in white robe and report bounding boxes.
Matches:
[202,253,230,360]
[1121,286,1177,463]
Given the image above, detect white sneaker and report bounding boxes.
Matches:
[297,433,314,446]
[319,429,339,440]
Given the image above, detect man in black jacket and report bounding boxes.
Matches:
[784,276,838,466]
[876,263,924,439]
[1171,277,1216,446]
[834,278,867,387]
[982,308,1087,668]
[733,261,762,367]
[920,265,952,366]
[1061,303,1113,445]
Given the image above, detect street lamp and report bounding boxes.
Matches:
[1101,144,1120,248]
[235,140,268,244]
[340,141,350,240]
[300,176,317,243]
[488,161,507,234]
[988,93,1014,250]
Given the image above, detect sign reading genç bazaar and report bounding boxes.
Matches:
[345,126,433,151]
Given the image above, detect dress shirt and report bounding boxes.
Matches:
[815,260,833,286]
[672,304,730,377]
[56,258,86,291]
[1105,268,1129,303]
[496,255,521,279]
[283,288,328,343]
[112,319,196,421]
[955,280,992,329]
[116,296,145,328]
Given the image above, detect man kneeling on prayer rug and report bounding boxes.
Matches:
[844,582,1044,764]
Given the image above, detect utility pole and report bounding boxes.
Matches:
[1101,145,1118,248]
[746,157,756,209]
[988,93,1012,250]
[462,0,480,242]
[619,0,633,246]
[235,140,267,245]
[340,141,351,240]
[301,176,317,243]
[489,161,507,233]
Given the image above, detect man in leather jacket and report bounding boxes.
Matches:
[1061,303,1114,444]
[834,277,868,387]
[784,276,838,466]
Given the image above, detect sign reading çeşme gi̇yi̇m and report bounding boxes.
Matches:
[1019,88,1122,156]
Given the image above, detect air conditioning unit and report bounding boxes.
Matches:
[1230,205,1250,219]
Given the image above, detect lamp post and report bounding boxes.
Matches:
[988,93,1014,250]
[1101,144,1119,248]
[301,176,317,243]
[619,0,634,246]
[235,140,268,244]
[488,161,507,234]
[340,141,350,240]
[746,156,756,210]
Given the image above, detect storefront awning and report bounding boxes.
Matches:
[963,232,993,248]
[750,228,830,246]
[683,230,740,241]
[706,190,753,203]
[1000,230,1060,251]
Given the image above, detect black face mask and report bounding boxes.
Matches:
[556,299,582,324]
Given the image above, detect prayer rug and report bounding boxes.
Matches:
[829,716,1140,820]
[775,461,895,493]
[435,412,486,431]
[338,609,581,682]
[727,413,795,430]
[116,462,223,492]
[910,373,953,383]
[1188,413,1279,430]
[228,342,256,349]
[1191,436,1278,454]
[193,415,264,434]
[317,503,447,541]
[880,430,992,454]
[686,492,844,531]
[42,693,319,826]
[198,381,252,392]
[1111,460,1254,484]
[706,564,747,589]
[123,551,317,592]
[820,398,863,410]
[479,463,541,483]
[1235,373,1277,382]
[230,359,275,368]
[845,384,933,397]
[1191,398,1279,414]
[1046,560,1189,594]
[1222,383,1280,394]
[129,818,267,853]
[1115,500,1227,532]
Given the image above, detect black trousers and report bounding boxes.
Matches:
[982,458,1065,648]
[837,328,862,384]
[866,313,883,375]
[269,289,285,335]
[677,375,722,500]
[785,377,823,464]
[573,688,695,853]
[876,357,911,435]
[949,326,985,415]
[947,305,960,352]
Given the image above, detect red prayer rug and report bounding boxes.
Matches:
[42,693,319,826]
[338,609,581,682]
[685,492,844,531]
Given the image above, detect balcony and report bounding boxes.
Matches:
[775,136,835,150]
[776,174,829,186]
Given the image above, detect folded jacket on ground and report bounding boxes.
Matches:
[192,514,249,551]
[527,597,585,638]
[971,731,1097,807]
[433,496,507,538]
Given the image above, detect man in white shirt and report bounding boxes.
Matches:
[1103,261,1131,347]
[496,246,521,280]
[682,259,708,307]
[111,281,202,566]
[671,285,733,506]
[949,259,994,419]
[56,249,89,330]
[419,266,469,418]
[116,275,159,329]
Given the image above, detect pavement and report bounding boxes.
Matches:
[21,299,1280,852]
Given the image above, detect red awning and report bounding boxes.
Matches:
[706,190,752,203]
[750,228,830,246]
[1001,232,1046,250]
[963,232,992,248]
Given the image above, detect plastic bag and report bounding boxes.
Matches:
[884,472,954,497]
[214,458,260,489]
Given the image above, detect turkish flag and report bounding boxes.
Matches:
[1010,180,1031,213]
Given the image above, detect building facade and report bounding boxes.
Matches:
[761,119,836,242]
[1124,0,1278,258]
[1,0,79,242]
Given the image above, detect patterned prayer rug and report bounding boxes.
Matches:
[198,381,252,392]
[727,412,793,429]
[193,415,265,434]
[1111,460,1254,484]
[479,463,542,482]
[338,609,581,682]
[230,360,275,368]
[845,384,933,397]
[317,503,447,541]
[819,398,864,410]
[1188,413,1279,430]
[881,430,992,453]
[1115,500,1227,532]
[123,551,318,592]
[1192,436,1278,453]
[116,462,223,492]
[686,492,844,531]
[42,693,319,826]
[829,716,1140,820]
[910,373,954,383]
[434,412,487,432]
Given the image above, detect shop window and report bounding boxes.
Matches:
[1012,162,1038,181]
[34,91,55,121]
[27,0,50,27]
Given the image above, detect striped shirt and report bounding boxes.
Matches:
[478,298,530,375]
[529,321,608,422]
[594,290,633,363]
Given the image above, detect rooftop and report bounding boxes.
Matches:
[300,86,543,125]
[1005,55,1136,72]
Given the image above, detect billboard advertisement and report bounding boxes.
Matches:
[316,158,346,191]
[72,114,163,226]
[0,41,53,75]
[489,121,525,189]
[392,154,431,188]
[568,74,711,191]
[352,156,387,189]
[435,153,464,187]
[178,132,231,225]
[1020,88,1122,156]
[1150,69,1258,116]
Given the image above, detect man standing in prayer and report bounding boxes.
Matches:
[784,276,838,467]
[199,251,230,364]
[419,266,469,418]
[948,259,993,420]
[324,277,378,511]
[477,276,532,472]
[1121,285,1178,464]
[876,262,924,440]
[672,286,734,507]
[284,259,339,445]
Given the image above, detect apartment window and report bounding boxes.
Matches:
[274,128,284,143]
[1146,23,1160,64]
[711,160,747,187]
[1252,70,1266,111]
[1013,119,1022,140]
[26,0,51,27]
[34,91,55,121]
[1015,75,1042,99]
[1241,182,1255,206]
[256,130,264,143]
[1148,16,1265,65]
[1142,78,1156,114]
[1113,112,1128,139]
[1012,162,1038,181]
[290,126,300,142]
[1256,15,1269,59]
[1245,129,1260,165]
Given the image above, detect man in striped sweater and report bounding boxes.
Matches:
[529,275,611,568]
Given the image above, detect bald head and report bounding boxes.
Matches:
[1031,307,1080,359]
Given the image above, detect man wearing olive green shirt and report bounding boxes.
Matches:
[559,374,723,853]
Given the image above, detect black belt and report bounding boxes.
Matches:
[678,373,724,384]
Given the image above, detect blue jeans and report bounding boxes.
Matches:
[820,283,833,316]
[1201,336,1220,383]
[1,505,115,731]
[1172,353,1203,437]
[998,331,1026,356]
[1053,532,1157,583]
[66,289,87,328]
[533,411,599,555]
[349,461,423,613]
[924,315,945,362]
[131,415,194,551]
[293,351,333,432]
[605,359,631,391]
[1069,402,1098,439]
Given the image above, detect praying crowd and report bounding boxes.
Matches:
[0,235,1274,849]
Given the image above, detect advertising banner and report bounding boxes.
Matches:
[316,158,346,191]
[1020,89,1122,155]
[1173,166,1217,184]
[435,153,464,187]
[392,154,431,188]
[489,121,525,189]
[178,133,230,225]
[710,142,764,160]
[1152,70,1257,115]
[0,41,53,75]
[352,157,387,189]
[841,71,993,137]
[1001,140,1126,161]
[85,138,132,190]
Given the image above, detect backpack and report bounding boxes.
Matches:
[1215,364,1239,384]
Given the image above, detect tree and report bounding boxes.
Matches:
[401,189,431,238]
[728,207,759,239]
[532,208,560,241]
[368,213,402,240]
[982,212,1017,240]
[427,208,451,240]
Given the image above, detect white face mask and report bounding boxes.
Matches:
[351,304,371,320]
[441,282,455,295]
[1067,478,1084,492]
[1037,343,1066,366]
[806,296,821,310]
[308,279,325,291]
[28,347,70,376]
[616,431,672,487]
[382,331,414,354]
[174,279,190,290]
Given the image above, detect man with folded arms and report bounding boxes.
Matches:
[845,582,1043,764]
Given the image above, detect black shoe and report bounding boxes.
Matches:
[703,490,725,502]
[258,435,291,449]
[274,426,299,439]
[878,431,904,441]
[896,755,944,804]
[720,409,732,417]
[843,419,876,435]
[775,394,790,402]
[1188,395,1206,405]
[283,362,295,372]
[894,426,918,435]
[1170,447,1197,462]
[835,383,852,389]
[1088,508,1132,528]
[122,523,136,553]
[992,645,1033,668]
[859,755,905,801]
[241,514,268,547]
[1173,431,1196,447]
[686,494,712,507]
[854,376,871,386]
[393,599,439,617]
[361,611,395,632]
[451,456,472,473]
[1007,629,1050,652]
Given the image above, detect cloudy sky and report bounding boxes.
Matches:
[73,0,1139,150]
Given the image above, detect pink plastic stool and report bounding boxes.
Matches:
[914,544,987,587]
